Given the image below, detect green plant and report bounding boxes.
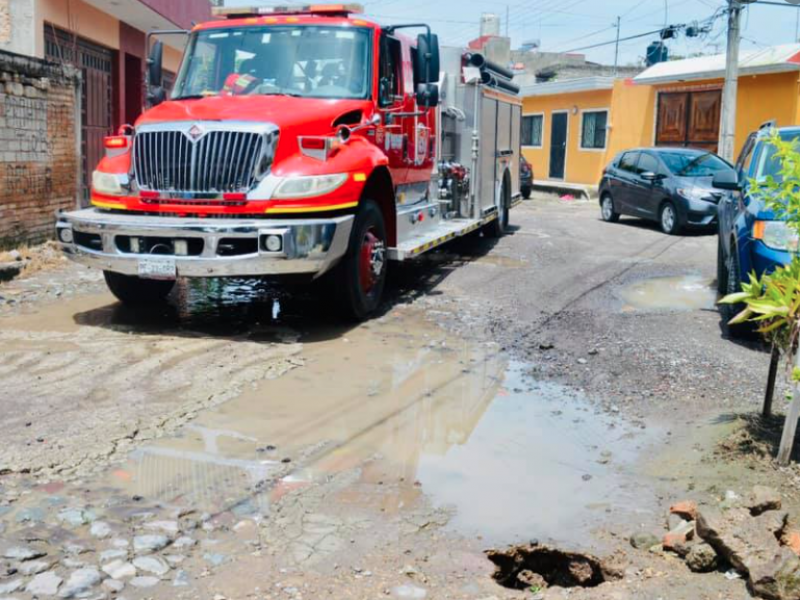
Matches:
[719,131,800,464]
[719,131,800,349]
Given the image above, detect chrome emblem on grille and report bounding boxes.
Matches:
[188,124,204,141]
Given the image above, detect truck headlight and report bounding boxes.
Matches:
[273,174,348,199]
[92,171,124,196]
[754,220,800,252]
[678,187,714,202]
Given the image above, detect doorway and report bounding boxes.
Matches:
[656,90,721,152]
[124,53,143,125]
[549,112,568,180]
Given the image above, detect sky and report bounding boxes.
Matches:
[225,0,800,66]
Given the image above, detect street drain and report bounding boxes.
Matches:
[487,544,619,590]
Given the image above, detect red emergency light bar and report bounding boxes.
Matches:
[211,3,363,18]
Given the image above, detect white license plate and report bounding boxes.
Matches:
[137,256,177,280]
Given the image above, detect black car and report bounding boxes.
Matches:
[598,147,734,234]
[520,156,533,199]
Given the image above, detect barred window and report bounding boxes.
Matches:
[521,115,543,147]
[581,110,608,149]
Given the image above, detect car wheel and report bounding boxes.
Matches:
[104,271,175,306]
[716,235,728,295]
[720,244,755,339]
[600,193,620,223]
[334,199,388,321]
[659,201,682,235]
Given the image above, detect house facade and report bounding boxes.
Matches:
[521,44,800,190]
[1,0,211,204]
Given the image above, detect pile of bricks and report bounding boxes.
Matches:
[0,49,80,249]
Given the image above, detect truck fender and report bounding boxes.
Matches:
[360,166,397,246]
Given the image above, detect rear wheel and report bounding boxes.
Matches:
[659,201,682,235]
[334,199,388,321]
[600,193,620,223]
[104,271,175,306]
[487,178,510,238]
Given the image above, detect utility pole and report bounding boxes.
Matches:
[718,0,745,162]
[506,5,509,37]
[613,16,621,77]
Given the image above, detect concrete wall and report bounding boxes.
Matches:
[0,50,80,248]
[0,0,36,56]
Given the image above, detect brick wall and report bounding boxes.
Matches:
[0,50,80,249]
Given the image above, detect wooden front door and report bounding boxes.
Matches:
[45,26,114,205]
[656,90,721,153]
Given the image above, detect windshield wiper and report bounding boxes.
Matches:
[260,91,303,98]
[172,94,207,101]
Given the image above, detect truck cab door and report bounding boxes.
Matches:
[377,33,409,185]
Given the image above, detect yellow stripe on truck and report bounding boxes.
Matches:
[266,202,359,214]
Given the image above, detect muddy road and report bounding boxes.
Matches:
[0,197,784,599]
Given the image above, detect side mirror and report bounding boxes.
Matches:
[712,170,741,191]
[147,86,167,107]
[416,33,440,84]
[416,83,439,108]
[641,171,659,181]
[148,40,163,88]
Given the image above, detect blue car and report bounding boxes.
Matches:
[716,124,800,337]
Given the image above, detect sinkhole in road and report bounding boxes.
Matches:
[100,306,659,549]
[619,274,717,312]
[487,544,618,590]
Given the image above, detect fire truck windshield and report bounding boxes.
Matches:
[172,25,372,101]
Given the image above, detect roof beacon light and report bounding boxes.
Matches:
[212,4,363,18]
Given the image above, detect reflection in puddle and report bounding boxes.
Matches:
[107,310,657,548]
[619,275,716,312]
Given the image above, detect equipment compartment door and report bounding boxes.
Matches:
[549,112,568,180]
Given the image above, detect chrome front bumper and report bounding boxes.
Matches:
[56,209,354,278]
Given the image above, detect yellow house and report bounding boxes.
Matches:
[521,43,800,194]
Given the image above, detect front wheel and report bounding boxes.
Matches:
[104,271,175,306]
[659,201,682,235]
[720,245,755,339]
[334,200,388,321]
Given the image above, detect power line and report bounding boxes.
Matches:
[558,27,665,54]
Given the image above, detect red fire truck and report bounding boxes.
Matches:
[56,4,522,319]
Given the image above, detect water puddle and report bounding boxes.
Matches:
[619,275,717,312]
[98,310,658,549]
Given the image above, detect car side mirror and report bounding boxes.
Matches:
[712,170,741,191]
[641,171,658,181]
[416,83,439,108]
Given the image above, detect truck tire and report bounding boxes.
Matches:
[103,271,175,306]
[487,179,510,238]
[334,199,387,321]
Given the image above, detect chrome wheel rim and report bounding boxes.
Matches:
[602,198,613,220]
[662,206,675,232]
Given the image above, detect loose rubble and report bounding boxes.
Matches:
[632,485,800,600]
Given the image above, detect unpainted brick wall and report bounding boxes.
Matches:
[0,50,80,249]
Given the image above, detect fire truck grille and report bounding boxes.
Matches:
[133,129,274,194]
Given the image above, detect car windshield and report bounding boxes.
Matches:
[659,152,731,177]
[172,25,371,100]
[754,133,800,183]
